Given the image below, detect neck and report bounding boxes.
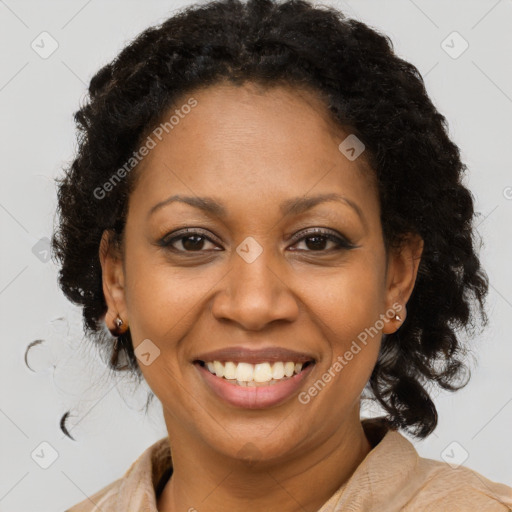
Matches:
[157,411,373,512]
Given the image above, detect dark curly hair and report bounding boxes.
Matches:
[47,0,489,440]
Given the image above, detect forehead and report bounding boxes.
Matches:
[129,82,378,219]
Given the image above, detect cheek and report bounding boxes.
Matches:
[307,257,385,388]
[125,264,206,342]
[312,256,386,334]
[121,247,209,403]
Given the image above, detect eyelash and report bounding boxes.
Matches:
[158,227,356,254]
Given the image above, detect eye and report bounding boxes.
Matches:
[158,228,222,253]
[158,227,356,254]
[288,228,356,252]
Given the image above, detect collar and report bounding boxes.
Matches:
[112,416,404,512]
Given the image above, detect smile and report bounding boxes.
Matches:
[194,359,316,409]
[198,360,313,386]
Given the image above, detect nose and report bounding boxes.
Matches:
[210,247,299,331]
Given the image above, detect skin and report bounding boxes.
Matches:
[99,81,423,512]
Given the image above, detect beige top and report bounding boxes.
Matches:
[65,417,512,511]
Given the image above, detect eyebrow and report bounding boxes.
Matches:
[147,192,365,224]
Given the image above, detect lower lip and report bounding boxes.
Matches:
[194,362,315,409]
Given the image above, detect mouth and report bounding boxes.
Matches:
[193,358,316,409]
[194,359,315,387]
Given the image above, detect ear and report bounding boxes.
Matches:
[382,232,424,334]
[99,229,128,332]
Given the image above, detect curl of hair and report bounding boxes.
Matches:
[51,0,489,439]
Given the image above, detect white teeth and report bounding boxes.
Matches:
[284,362,295,377]
[235,362,254,382]
[272,362,285,379]
[204,360,309,382]
[213,361,224,378]
[224,361,237,380]
[254,363,273,382]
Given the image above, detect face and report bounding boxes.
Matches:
[100,81,423,464]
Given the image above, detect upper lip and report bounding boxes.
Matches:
[193,346,316,364]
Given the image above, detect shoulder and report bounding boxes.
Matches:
[411,457,512,512]
[65,478,121,512]
[356,422,512,512]
[64,436,171,512]
[403,451,512,511]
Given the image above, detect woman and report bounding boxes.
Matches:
[53,0,512,510]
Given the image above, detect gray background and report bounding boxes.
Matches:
[0,0,511,510]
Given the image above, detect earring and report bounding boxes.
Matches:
[113,315,129,335]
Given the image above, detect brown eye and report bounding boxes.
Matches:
[159,228,222,253]
[288,228,356,252]
[295,234,335,251]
